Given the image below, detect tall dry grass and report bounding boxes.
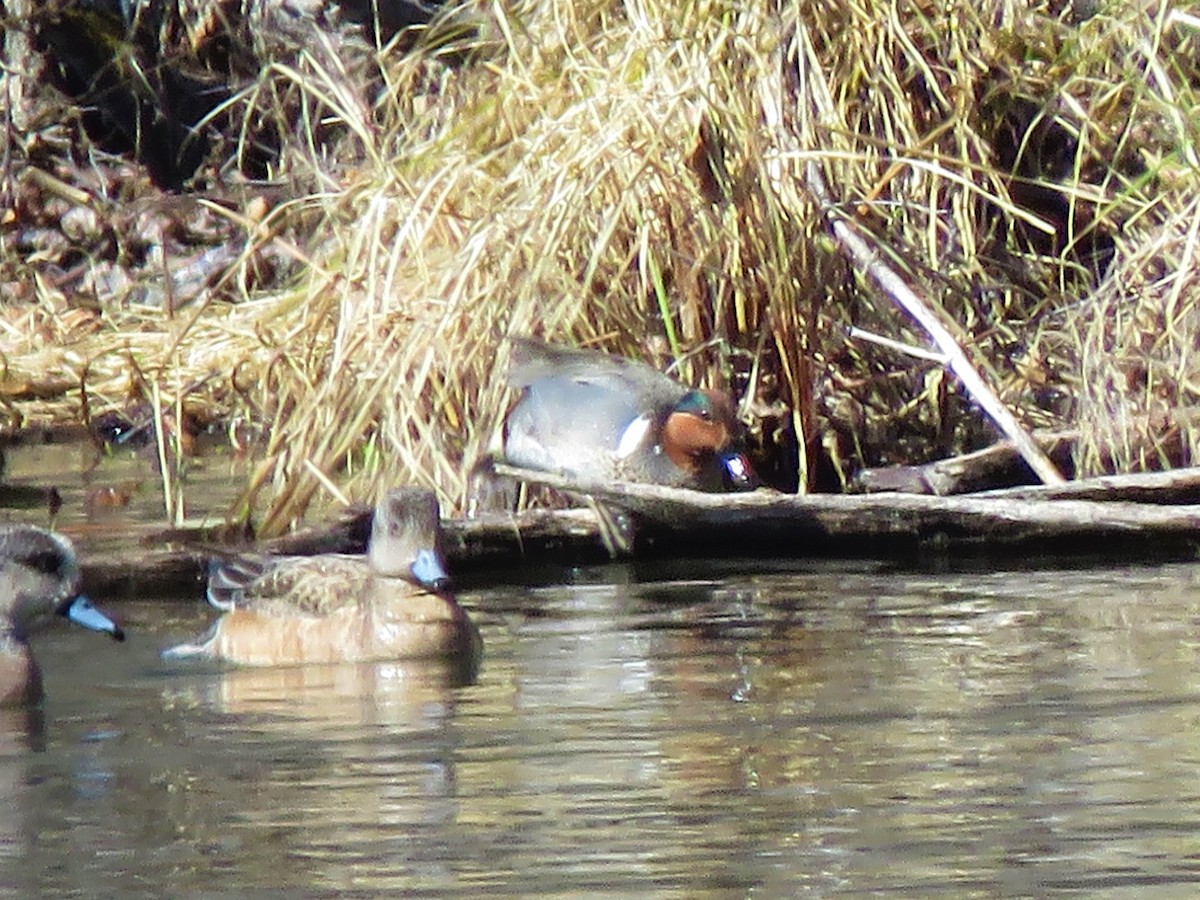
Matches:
[14,0,1200,532]
[222,0,827,532]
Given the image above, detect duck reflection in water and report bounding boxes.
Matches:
[164,488,481,674]
[172,657,474,732]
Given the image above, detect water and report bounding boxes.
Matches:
[1,558,1200,896]
[4,439,1200,895]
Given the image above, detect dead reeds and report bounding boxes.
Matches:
[5,0,1199,534]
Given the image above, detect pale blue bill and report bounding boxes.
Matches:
[410,548,451,591]
[63,595,126,641]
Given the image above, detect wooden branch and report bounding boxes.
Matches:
[79,506,608,598]
[855,431,1075,495]
[979,465,1200,503]
[494,464,1200,552]
[78,462,1200,599]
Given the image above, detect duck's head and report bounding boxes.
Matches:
[369,488,453,592]
[661,390,758,490]
[0,527,125,642]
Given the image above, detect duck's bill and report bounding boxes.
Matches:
[410,548,452,593]
[60,595,126,642]
[720,451,759,491]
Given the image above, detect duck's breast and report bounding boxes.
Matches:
[0,643,40,706]
[366,587,482,660]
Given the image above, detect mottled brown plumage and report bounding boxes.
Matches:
[164,489,481,667]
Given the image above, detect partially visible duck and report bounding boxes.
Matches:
[501,337,756,491]
[0,525,125,706]
[163,488,481,667]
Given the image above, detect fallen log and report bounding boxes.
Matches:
[80,463,1200,599]
[854,432,1076,495]
[978,466,1200,503]
[80,506,609,598]
[493,463,1200,558]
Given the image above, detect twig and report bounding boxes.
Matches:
[846,326,949,364]
[150,379,175,523]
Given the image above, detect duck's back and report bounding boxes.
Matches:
[231,556,367,619]
[507,337,686,403]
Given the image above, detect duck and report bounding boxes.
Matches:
[163,488,481,667]
[501,337,757,491]
[0,525,125,706]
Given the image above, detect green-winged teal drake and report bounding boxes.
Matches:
[502,337,756,491]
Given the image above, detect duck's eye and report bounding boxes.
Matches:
[687,396,714,421]
[24,550,63,577]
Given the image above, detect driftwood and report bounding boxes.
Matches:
[854,431,1076,495]
[493,463,1200,558]
[81,507,609,598]
[980,466,1200,503]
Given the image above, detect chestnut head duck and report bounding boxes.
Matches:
[502,337,756,491]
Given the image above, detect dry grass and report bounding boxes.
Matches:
[8,0,1200,533]
[1068,196,1200,474]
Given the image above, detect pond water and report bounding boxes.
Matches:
[4,441,1200,895]
[1,558,1200,896]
